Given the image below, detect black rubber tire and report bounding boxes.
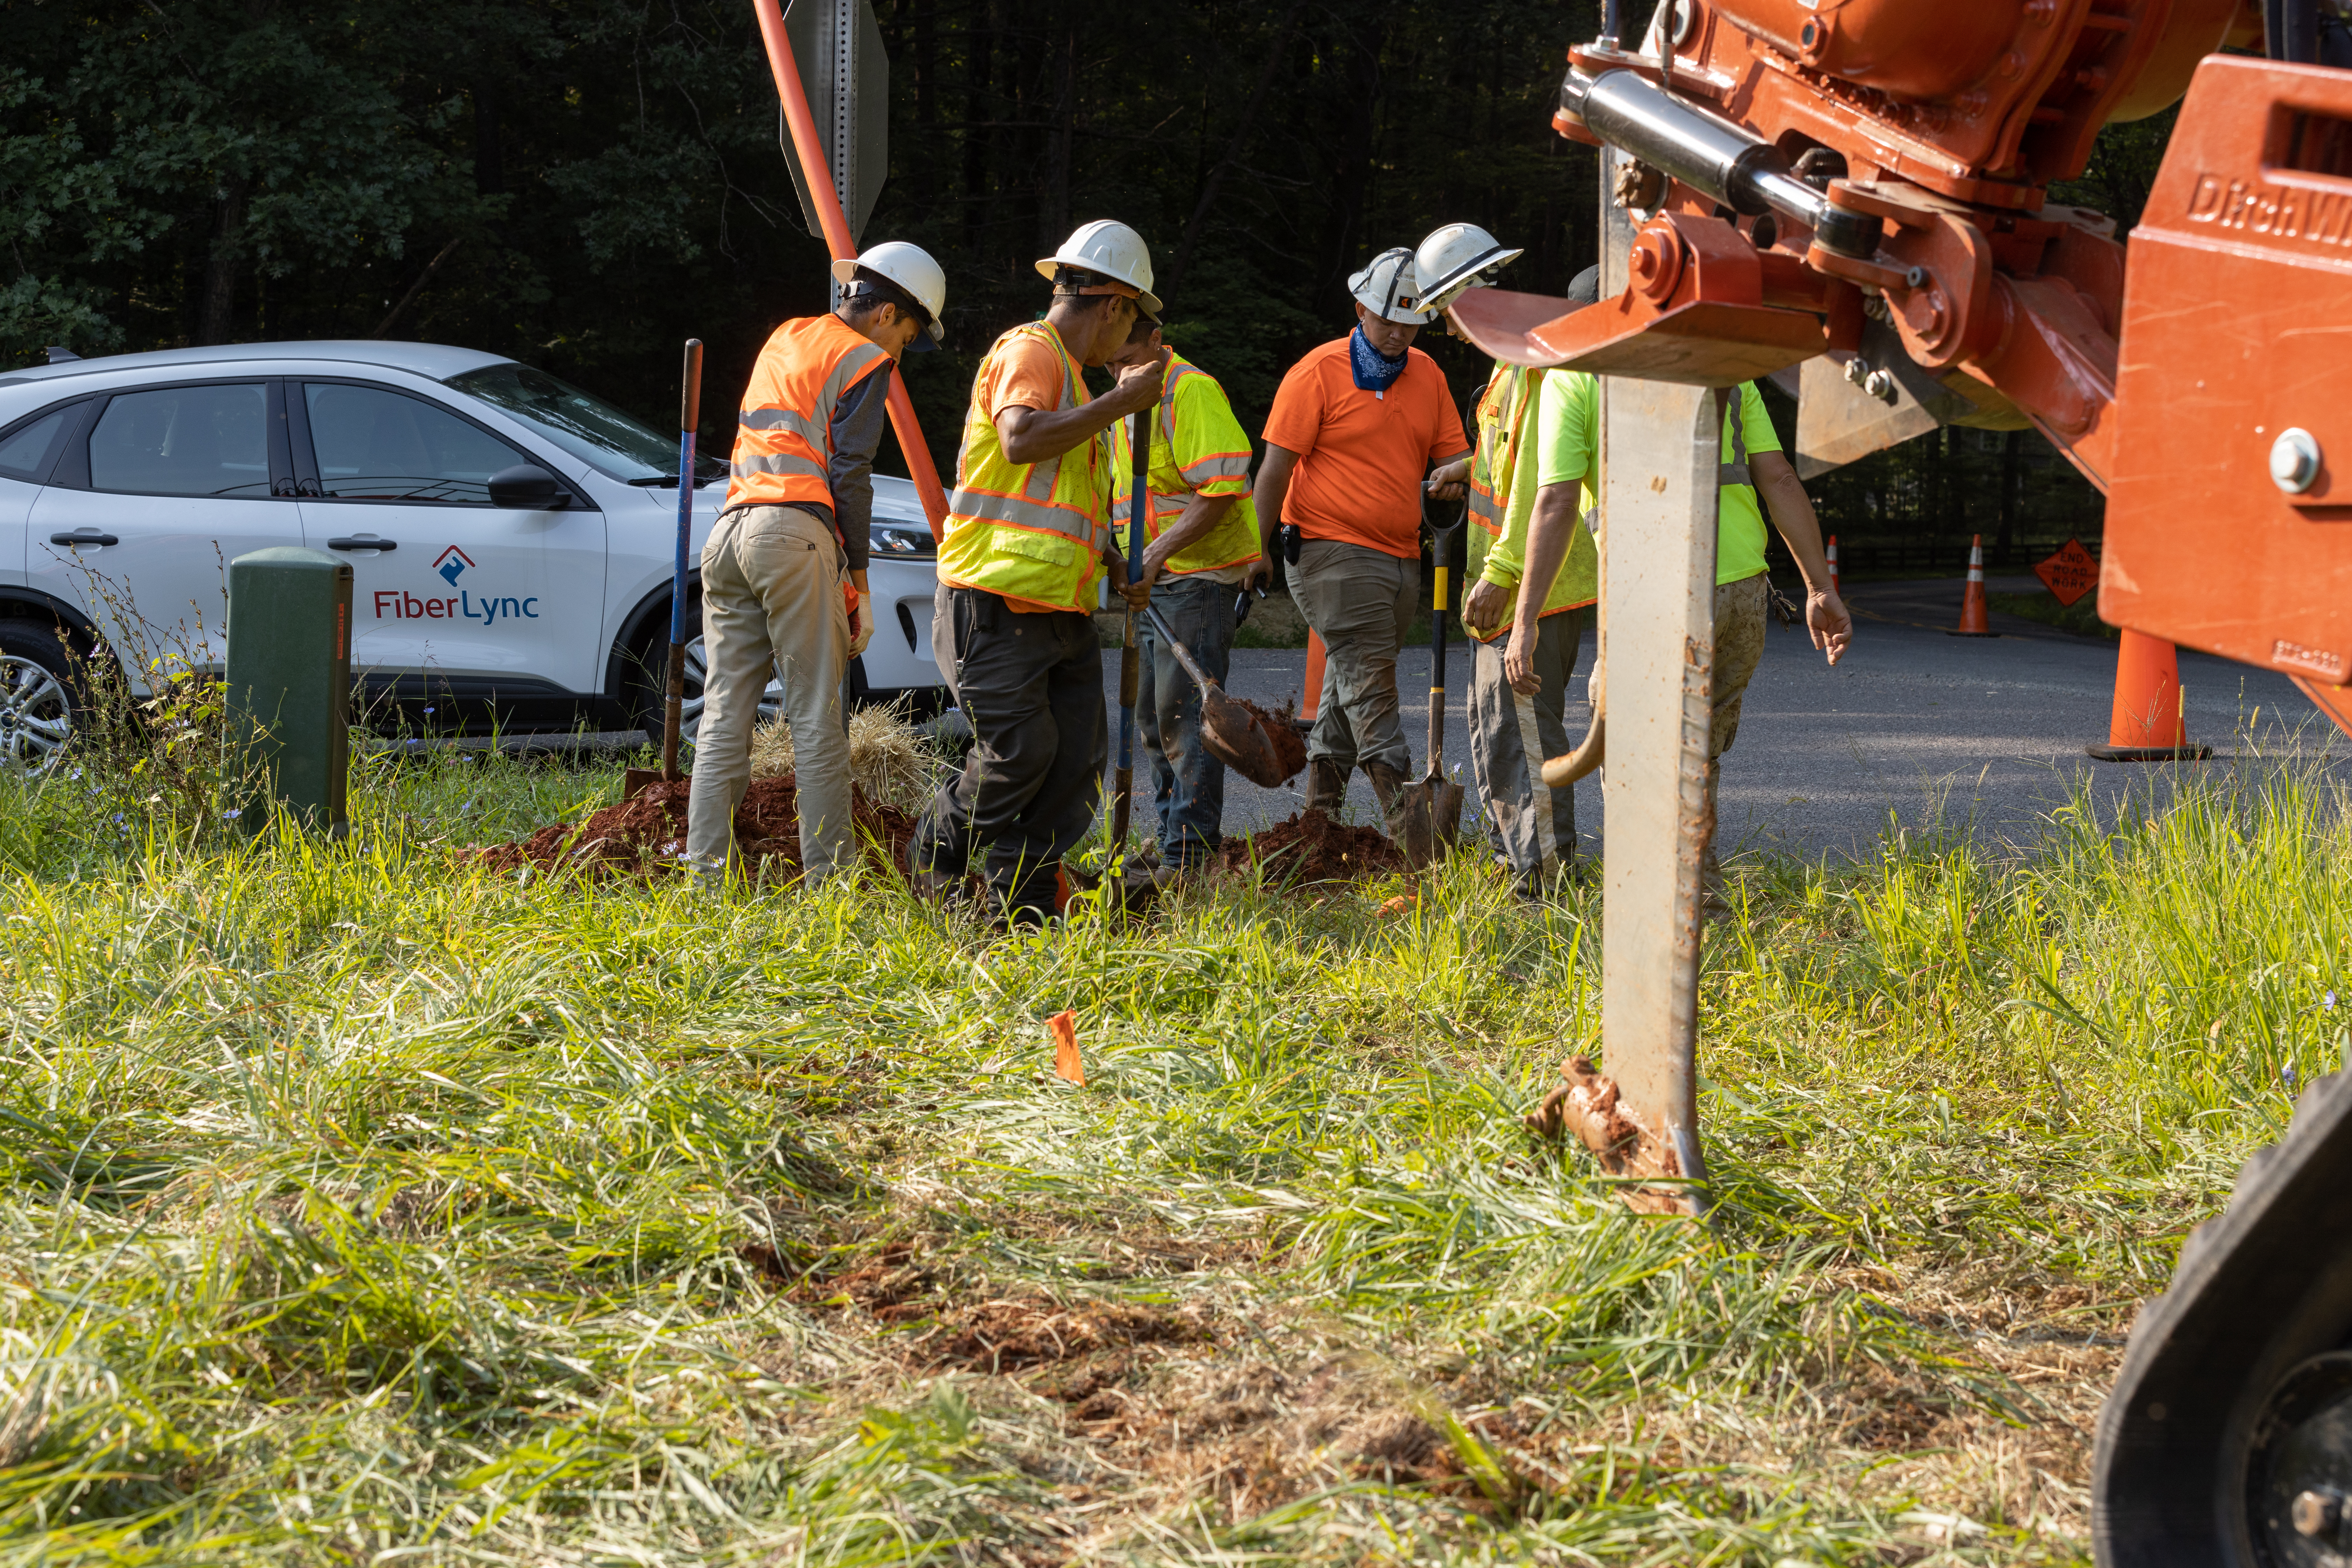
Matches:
[621,592,701,742]
[0,617,90,772]
[2093,1069,2352,1566]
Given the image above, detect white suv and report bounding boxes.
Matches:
[0,341,947,769]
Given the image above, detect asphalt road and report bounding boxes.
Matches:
[1105,575,2342,863]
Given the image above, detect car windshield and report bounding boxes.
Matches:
[446,362,679,481]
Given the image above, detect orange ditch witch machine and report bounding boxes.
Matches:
[1460,3,2352,1561]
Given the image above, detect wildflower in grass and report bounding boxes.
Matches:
[221,808,240,821]
[2284,1064,2298,1090]
[2327,990,2338,1011]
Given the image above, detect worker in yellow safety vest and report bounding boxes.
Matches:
[688,239,945,888]
[1101,307,1261,876]
[1513,264,1855,911]
[1416,225,1599,898]
[910,219,1167,927]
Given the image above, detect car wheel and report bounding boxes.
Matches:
[0,620,84,774]
[625,610,785,749]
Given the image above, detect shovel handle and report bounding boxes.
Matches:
[1427,525,1457,773]
[1141,603,1219,692]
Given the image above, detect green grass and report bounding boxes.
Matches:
[0,735,2344,1564]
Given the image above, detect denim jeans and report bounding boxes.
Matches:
[1136,573,1236,865]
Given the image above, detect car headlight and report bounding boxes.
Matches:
[869,525,933,556]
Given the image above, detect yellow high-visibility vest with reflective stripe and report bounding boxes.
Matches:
[1109,349,1260,578]
[1467,361,1597,643]
[722,314,893,516]
[937,321,1113,614]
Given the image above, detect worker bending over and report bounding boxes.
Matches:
[1103,310,1260,876]
[689,241,945,887]
[1253,248,1471,836]
[1513,330,1853,905]
[910,220,1165,926]
[1416,227,1599,898]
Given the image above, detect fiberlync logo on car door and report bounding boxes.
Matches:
[373,545,539,625]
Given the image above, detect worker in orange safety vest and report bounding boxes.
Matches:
[687,240,946,888]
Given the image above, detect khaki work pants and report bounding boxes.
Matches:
[1287,537,1419,778]
[1467,604,1594,892]
[685,504,853,883]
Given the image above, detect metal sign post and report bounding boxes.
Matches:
[780,0,890,261]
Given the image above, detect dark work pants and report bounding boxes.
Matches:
[1137,574,1234,866]
[911,587,1107,917]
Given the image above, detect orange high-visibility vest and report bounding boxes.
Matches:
[723,315,894,517]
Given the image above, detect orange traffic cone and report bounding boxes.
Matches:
[1302,628,1328,721]
[1825,534,1840,596]
[2088,628,2214,761]
[1948,534,1994,637]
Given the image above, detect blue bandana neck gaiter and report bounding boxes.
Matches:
[1349,325,1408,394]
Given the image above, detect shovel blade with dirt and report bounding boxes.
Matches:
[1140,604,1304,789]
[1399,521,1466,869]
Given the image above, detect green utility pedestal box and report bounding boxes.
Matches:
[226,547,352,836]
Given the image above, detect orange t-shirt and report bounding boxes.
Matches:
[1261,337,1470,559]
[974,322,1079,424]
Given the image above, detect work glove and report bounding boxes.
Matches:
[846,587,874,658]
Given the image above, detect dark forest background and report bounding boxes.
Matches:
[4,0,2178,562]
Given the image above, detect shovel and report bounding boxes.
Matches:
[1398,513,1466,869]
[1141,603,1301,788]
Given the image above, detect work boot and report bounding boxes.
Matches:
[1302,757,1350,815]
[1363,760,1414,843]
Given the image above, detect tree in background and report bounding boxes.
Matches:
[2,0,2171,559]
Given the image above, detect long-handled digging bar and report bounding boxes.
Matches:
[626,338,702,802]
[663,340,703,780]
[1108,407,1148,860]
[1139,603,1302,788]
[1398,506,1466,869]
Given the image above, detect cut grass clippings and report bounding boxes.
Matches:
[0,733,2344,1564]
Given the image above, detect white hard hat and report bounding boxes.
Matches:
[1348,247,1432,326]
[1033,219,1162,315]
[1414,223,1524,313]
[832,241,947,347]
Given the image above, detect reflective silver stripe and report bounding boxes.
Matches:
[1468,488,1503,524]
[819,342,891,415]
[1179,452,1250,484]
[738,406,827,447]
[732,451,828,482]
[949,486,1097,539]
[1720,396,1751,488]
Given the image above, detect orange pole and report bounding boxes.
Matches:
[750,0,950,541]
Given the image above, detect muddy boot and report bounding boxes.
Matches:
[1363,759,1414,846]
[1302,757,1350,815]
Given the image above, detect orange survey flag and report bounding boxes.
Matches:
[1047,1010,1084,1085]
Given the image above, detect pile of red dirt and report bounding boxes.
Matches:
[471,775,917,880]
[1216,807,1401,883]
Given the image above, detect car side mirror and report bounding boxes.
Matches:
[487,464,564,509]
